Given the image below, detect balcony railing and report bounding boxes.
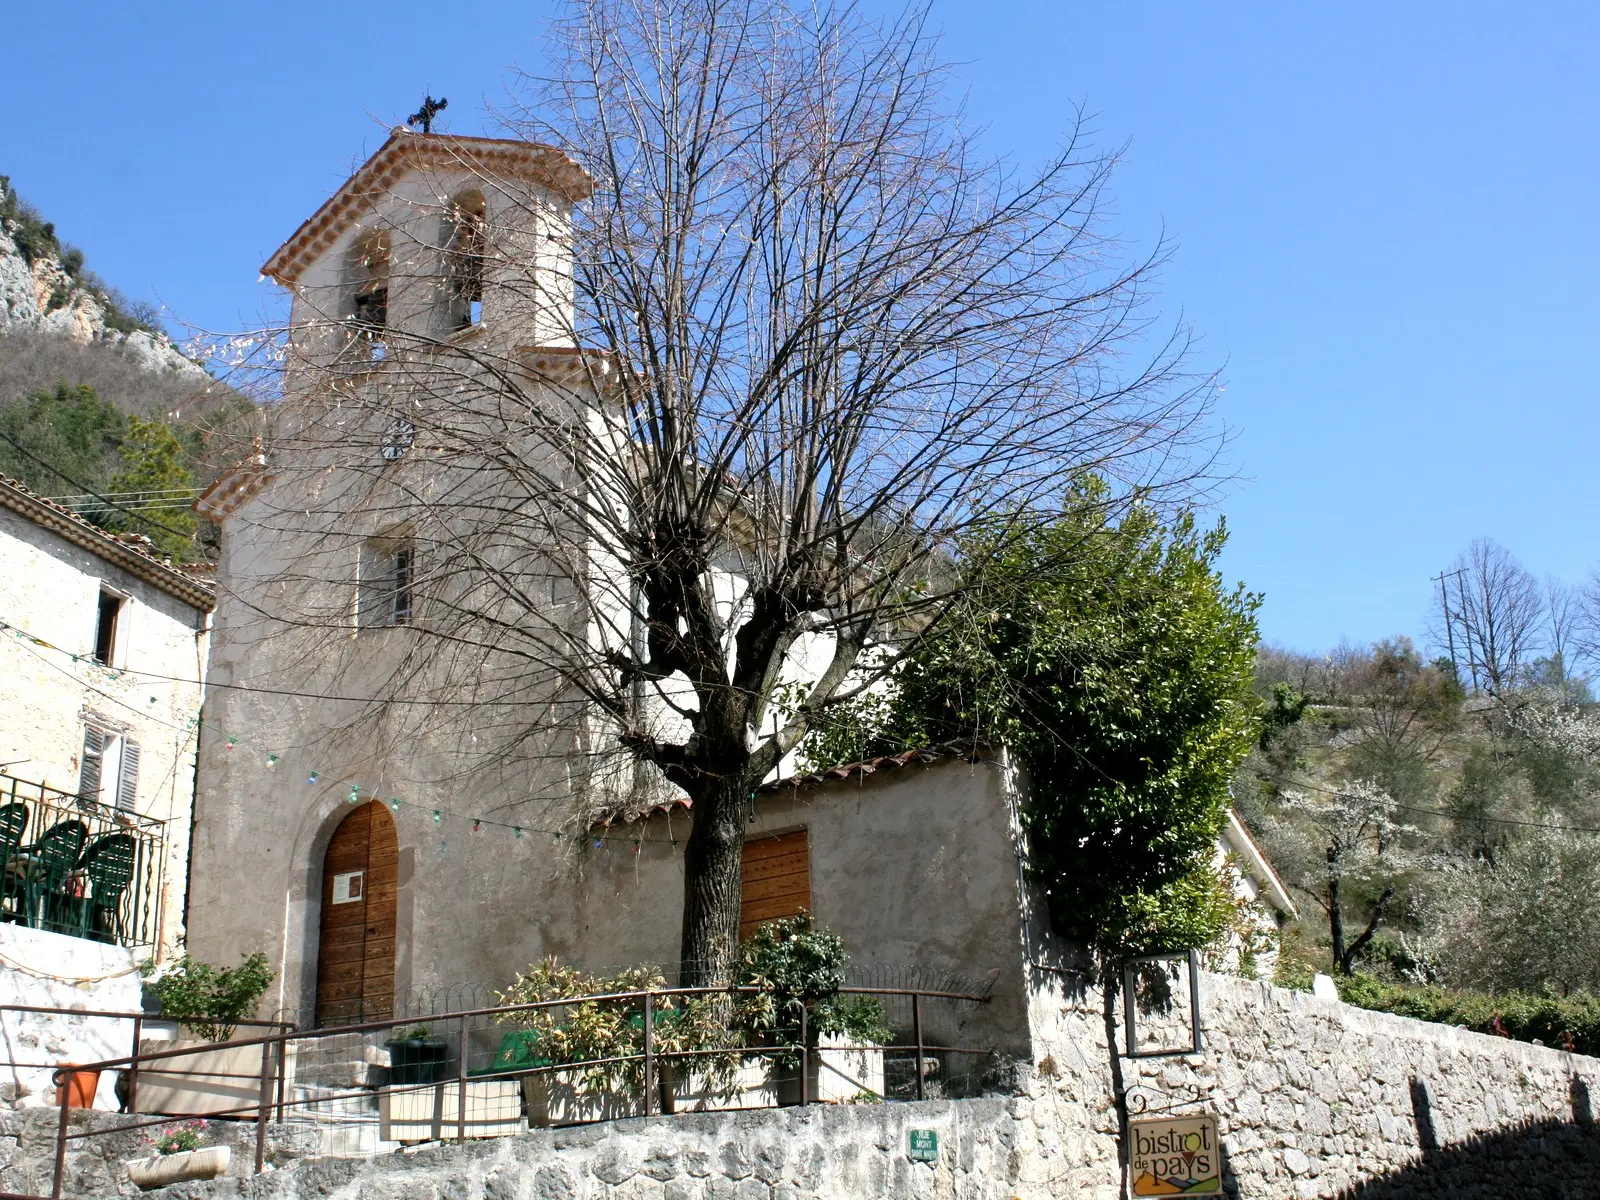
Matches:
[0,776,166,949]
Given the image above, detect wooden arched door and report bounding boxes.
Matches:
[315,801,397,1025]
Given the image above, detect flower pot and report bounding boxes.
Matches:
[58,1066,100,1109]
[126,1145,231,1189]
[386,1038,448,1085]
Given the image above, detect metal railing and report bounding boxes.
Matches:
[17,982,994,1200]
[0,1004,295,1116]
[0,777,166,949]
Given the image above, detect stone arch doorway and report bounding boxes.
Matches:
[314,801,397,1025]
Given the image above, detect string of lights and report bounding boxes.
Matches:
[0,616,679,852]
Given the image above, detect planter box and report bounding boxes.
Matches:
[134,1040,292,1117]
[387,1038,448,1085]
[379,1081,523,1142]
[126,1145,231,1189]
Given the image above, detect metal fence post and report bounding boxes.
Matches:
[642,991,654,1118]
[126,1014,142,1115]
[799,1003,809,1107]
[912,992,925,1102]
[51,1069,69,1200]
[456,1018,469,1142]
[275,1037,287,1123]
[254,1037,273,1174]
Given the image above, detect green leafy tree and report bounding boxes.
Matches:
[851,497,1262,957]
[0,381,126,497]
[105,414,199,561]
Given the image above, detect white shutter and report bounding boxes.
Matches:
[79,728,104,801]
[115,740,140,811]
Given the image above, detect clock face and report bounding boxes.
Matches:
[381,418,416,461]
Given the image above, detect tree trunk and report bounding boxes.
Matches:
[1327,875,1346,973]
[1337,885,1395,976]
[678,773,752,988]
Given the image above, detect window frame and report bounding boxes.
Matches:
[359,534,417,632]
[93,587,127,667]
[445,191,488,331]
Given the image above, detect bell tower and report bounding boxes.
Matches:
[259,130,594,392]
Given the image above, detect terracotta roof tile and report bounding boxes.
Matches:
[589,741,989,831]
[0,473,214,610]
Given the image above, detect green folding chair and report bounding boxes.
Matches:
[0,803,29,922]
[73,834,138,944]
[22,820,87,932]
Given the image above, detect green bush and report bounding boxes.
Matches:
[141,953,275,1042]
[1337,974,1600,1056]
[495,915,890,1097]
[737,912,892,1065]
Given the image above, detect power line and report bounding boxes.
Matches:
[0,431,198,542]
[46,487,201,515]
[1272,773,1600,837]
[0,617,569,709]
[1,625,672,848]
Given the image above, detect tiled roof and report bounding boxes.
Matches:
[193,452,269,522]
[590,742,989,830]
[758,742,990,792]
[0,473,215,611]
[262,131,594,286]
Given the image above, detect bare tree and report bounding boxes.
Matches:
[1342,638,1458,800]
[239,0,1219,987]
[1543,575,1583,683]
[1436,539,1542,695]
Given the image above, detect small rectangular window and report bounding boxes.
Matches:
[391,547,413,626]
[739,830,811,942]
[352,285,389,335]
[360,537,416,630]
[93,591,121,665]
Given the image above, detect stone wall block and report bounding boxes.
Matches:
[589,1142,640,1187]
[531,1162,579,1200]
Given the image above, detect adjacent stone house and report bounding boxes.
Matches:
[0,473,212,959]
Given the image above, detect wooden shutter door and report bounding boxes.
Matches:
[315,801,398,1025]
[740,830,811,941]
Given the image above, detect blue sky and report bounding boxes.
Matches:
[4,2,1596,654]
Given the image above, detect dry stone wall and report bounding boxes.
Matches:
[1026,969,1600,1198]
[11,973,1600,1198]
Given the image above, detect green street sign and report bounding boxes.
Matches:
[908,1129,939,1162]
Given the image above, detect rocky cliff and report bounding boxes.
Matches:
[0,174,204,381]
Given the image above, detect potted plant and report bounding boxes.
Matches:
[385,1025,448,1084]
[735,912,891,1104]
[134,954,277,1116]
[125,1121,231,1189]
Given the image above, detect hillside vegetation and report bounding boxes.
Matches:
[1237,543,1600,1010]
[0,175,257,560]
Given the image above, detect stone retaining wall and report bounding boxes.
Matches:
[1025,969,1600,1198]
[8,973,1600,1197]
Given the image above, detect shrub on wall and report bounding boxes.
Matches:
[1337,974,1600,1057]
[141,953,275,1042]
